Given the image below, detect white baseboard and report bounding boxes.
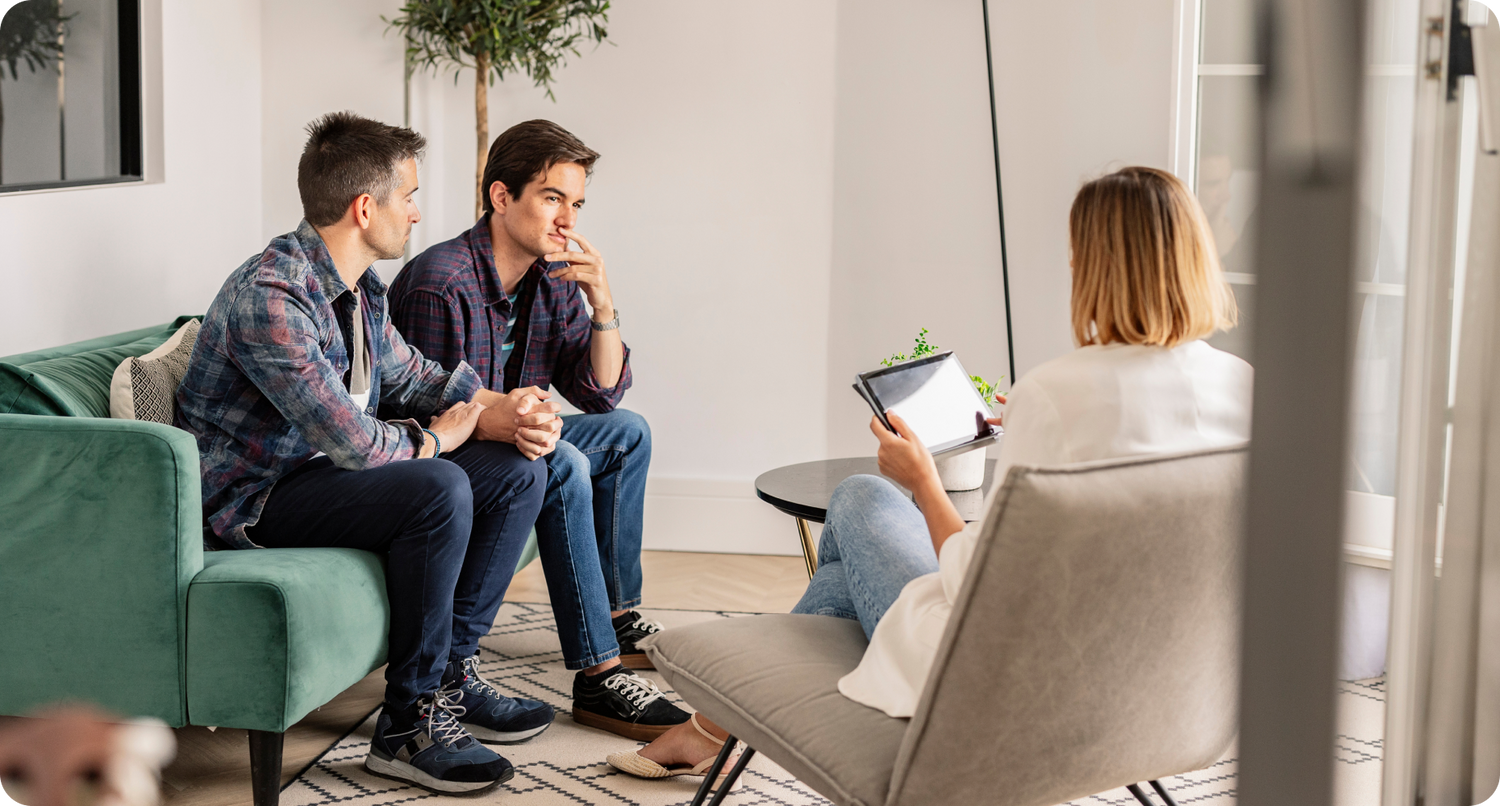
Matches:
[643,477,806,556]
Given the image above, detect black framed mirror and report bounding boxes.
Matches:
[0,0,142,192]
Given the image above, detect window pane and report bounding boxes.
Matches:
[1202,0,1259,64]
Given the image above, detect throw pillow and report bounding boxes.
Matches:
[109,319,201,424]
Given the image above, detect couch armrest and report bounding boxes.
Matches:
[0,414,203,725]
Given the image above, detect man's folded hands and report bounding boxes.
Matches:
[474,386,564,460]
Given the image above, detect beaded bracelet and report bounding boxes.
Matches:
[421,428,441,457]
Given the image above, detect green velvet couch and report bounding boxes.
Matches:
[0,319,538,806]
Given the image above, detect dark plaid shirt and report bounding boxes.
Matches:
[389,215,631,413]
[176,220,482,549]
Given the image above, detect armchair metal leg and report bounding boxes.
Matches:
[705,745,756,806]
[689,735,739,806]
[248,730,284,806]
[1149,780,1180,806]
[1127,783,1157,806]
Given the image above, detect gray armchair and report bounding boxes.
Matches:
[641,445,1246,806]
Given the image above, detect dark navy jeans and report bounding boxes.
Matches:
[247,440,545,706]
[535,409,651,670]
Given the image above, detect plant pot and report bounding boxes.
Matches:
[935,449,986,491]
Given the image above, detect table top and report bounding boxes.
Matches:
[754,456,998,524]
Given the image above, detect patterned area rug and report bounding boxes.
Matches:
[281,603,1385,806]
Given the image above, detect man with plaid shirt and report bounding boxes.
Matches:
[176,113,562,795]
[390,120,686,744]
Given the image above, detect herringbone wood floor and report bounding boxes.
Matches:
[160,550,809,806]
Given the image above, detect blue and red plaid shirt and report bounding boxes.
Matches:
[176,220,483,549]
[389,214,631,413]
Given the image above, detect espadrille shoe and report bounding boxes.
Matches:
[605,714,744,791]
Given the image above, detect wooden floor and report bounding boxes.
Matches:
[160,550,809,806]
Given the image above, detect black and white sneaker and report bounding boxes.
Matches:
[572,665,690,741]
[613,610,664,670]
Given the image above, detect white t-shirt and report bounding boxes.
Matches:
[348,287,372,413]
[836,340,1254,717]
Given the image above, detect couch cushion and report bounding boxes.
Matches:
[1,333,171,417]
[0,317,199,417]
[641,614,908,806]
[186,548,390,732]
[110,320,201,423]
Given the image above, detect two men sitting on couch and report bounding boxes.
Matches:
[174,112,683,794]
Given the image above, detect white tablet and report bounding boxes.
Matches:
[854,351,999,456]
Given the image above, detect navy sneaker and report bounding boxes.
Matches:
[613,610,664,670]
[441,655,555,744]
[572,664,690,741]
[364,693,514,794]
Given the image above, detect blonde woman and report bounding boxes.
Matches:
[607,166,1253,782]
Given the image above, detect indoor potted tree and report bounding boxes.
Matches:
[386,0,610,219]
[880,328,1005,491]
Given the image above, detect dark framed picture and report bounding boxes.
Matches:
[0,0,142,192]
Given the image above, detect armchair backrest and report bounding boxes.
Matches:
[887,446,1247,806]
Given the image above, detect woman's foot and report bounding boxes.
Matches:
[636,714,728,769]
[607,713,742,792]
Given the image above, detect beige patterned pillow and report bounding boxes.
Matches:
[109,319,201,424]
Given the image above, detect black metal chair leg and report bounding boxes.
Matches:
[1149,780,1180,806]
[1127,783,1158,806]
[248,730,284,806]
[704,745,756,806]
[688,735,739,806]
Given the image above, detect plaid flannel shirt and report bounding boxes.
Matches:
[389,214,631,412]
[176,220,483,549]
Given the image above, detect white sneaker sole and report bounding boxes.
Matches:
[462,720,551,744]
[364,752,510,794]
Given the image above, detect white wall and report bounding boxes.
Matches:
[258,0,406,278]
[0,0,263,357]
[823,0,1010,461]
[988,0,1178,378]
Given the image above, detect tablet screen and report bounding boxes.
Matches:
[864,354,990,451]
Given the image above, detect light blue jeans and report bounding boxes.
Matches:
[534,409,651,669]
[791,475,940,640]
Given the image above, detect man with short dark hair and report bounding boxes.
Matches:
[176,112,558,795]
[390,120,686,742]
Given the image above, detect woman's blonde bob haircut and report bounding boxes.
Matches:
[1068,166,1238,348]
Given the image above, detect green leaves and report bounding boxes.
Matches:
[879,327,938,367]
[878,327,1006,410]
[0,0,71,82]
[386,0,610,100]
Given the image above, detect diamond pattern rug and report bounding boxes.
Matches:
[280,603,1385,806]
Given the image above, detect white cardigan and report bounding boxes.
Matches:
[837,340,1254,717]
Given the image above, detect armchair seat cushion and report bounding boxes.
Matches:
[642,614,908,806]
[186,548,390,732]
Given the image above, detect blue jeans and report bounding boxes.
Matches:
[247,441,546,706]
[534,409,651,669]
[792,475,939,640]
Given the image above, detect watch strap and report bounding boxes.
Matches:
[591,308,620,332]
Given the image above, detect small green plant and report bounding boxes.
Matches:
[880,328,1006,411]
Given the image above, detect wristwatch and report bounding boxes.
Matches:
[591,308,620,332]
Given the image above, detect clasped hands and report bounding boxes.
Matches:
[423,386,564,461]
